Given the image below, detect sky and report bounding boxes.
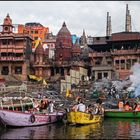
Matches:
[0,1,140,37]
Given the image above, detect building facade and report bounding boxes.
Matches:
[18,23,49,50]
[0,14,33,81]
[88,4,140,80]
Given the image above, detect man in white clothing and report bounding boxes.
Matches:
[76,100,86,112]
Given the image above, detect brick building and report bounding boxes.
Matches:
[88,4,140,80]
[0,14,33,81]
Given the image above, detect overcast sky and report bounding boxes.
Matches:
[0,1,140,37]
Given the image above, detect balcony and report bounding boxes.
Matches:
[89,52,111,57]
[0,56,25,61]
[111,49,140,55]
[15,46,25,49]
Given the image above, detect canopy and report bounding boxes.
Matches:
[28,75,42,82]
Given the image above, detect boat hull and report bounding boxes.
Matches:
[105,109,140,118]
[0,109,64,127]
[67,111,103,125]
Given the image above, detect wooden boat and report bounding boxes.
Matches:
[66,111,103,125]
[0,109,64,127]
[0,96,33,111]
[105,109,140,118]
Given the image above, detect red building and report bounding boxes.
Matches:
[31,22,83,79]
[55,22,73,61]
[0,14,33,81]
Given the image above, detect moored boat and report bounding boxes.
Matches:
[67,111,103,125]
[105,109,140,118]
[0,96,33,111]
[0,109,64,127]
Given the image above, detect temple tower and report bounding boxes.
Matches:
[125,4,132,32]
[2,13,14,34]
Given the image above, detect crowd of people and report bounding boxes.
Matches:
[31,96,54,113]
[70,97,104,115]
[118,100,140,111]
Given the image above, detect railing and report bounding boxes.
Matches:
[111,49,140,55]
[89,52,111,57]
[0,56,25,61]
[89,49,140,57]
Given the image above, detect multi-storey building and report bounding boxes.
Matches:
[30,22,83,79]
[1,4,138,83]
[88,4,140,80]
[18,22,49,50]
[0,14,33,81]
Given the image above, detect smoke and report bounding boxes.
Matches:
[129,63,140,97]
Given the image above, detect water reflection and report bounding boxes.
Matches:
[104,118,140,139]
[0,122,103,139]
[0,124,59,139]
[64,123,103,139]
[1,118,140,139]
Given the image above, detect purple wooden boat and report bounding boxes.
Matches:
[0,109,64,127]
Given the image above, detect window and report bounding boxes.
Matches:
[121,59,125,69]
[126,59,131,70]
[35,30,38,34]
[15,66,22,74]
[1,66,9,75]
[4,26,8,31]
[115,60,119,70]
[1,53,7,56]
[2,40,8,45]
[98,73,102,79]
[31,30,34,34]
[96,37,100,40]
[104,72,108,78]
[106,36,109,40]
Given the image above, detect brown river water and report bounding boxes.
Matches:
[0,118,140,139]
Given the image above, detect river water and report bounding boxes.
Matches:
[0,118,140,139]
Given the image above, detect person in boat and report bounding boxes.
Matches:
[71,102,78,112]
[94,98,104,115]
[39,100,46,112]
[133,103,140,111]
[32,98,40,111]
[133,102,137,110]
[48,100,54,113]
[71,97,81,112]
[76,96,81,103]
[86,104,93,114]
[118,100,124,111]
[76,98,86,112]
[124,101,132,111]
[39,96,49,112]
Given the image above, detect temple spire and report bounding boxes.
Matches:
[80,29,87,47]
[62,21,66,27]
[125,4,132,32]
